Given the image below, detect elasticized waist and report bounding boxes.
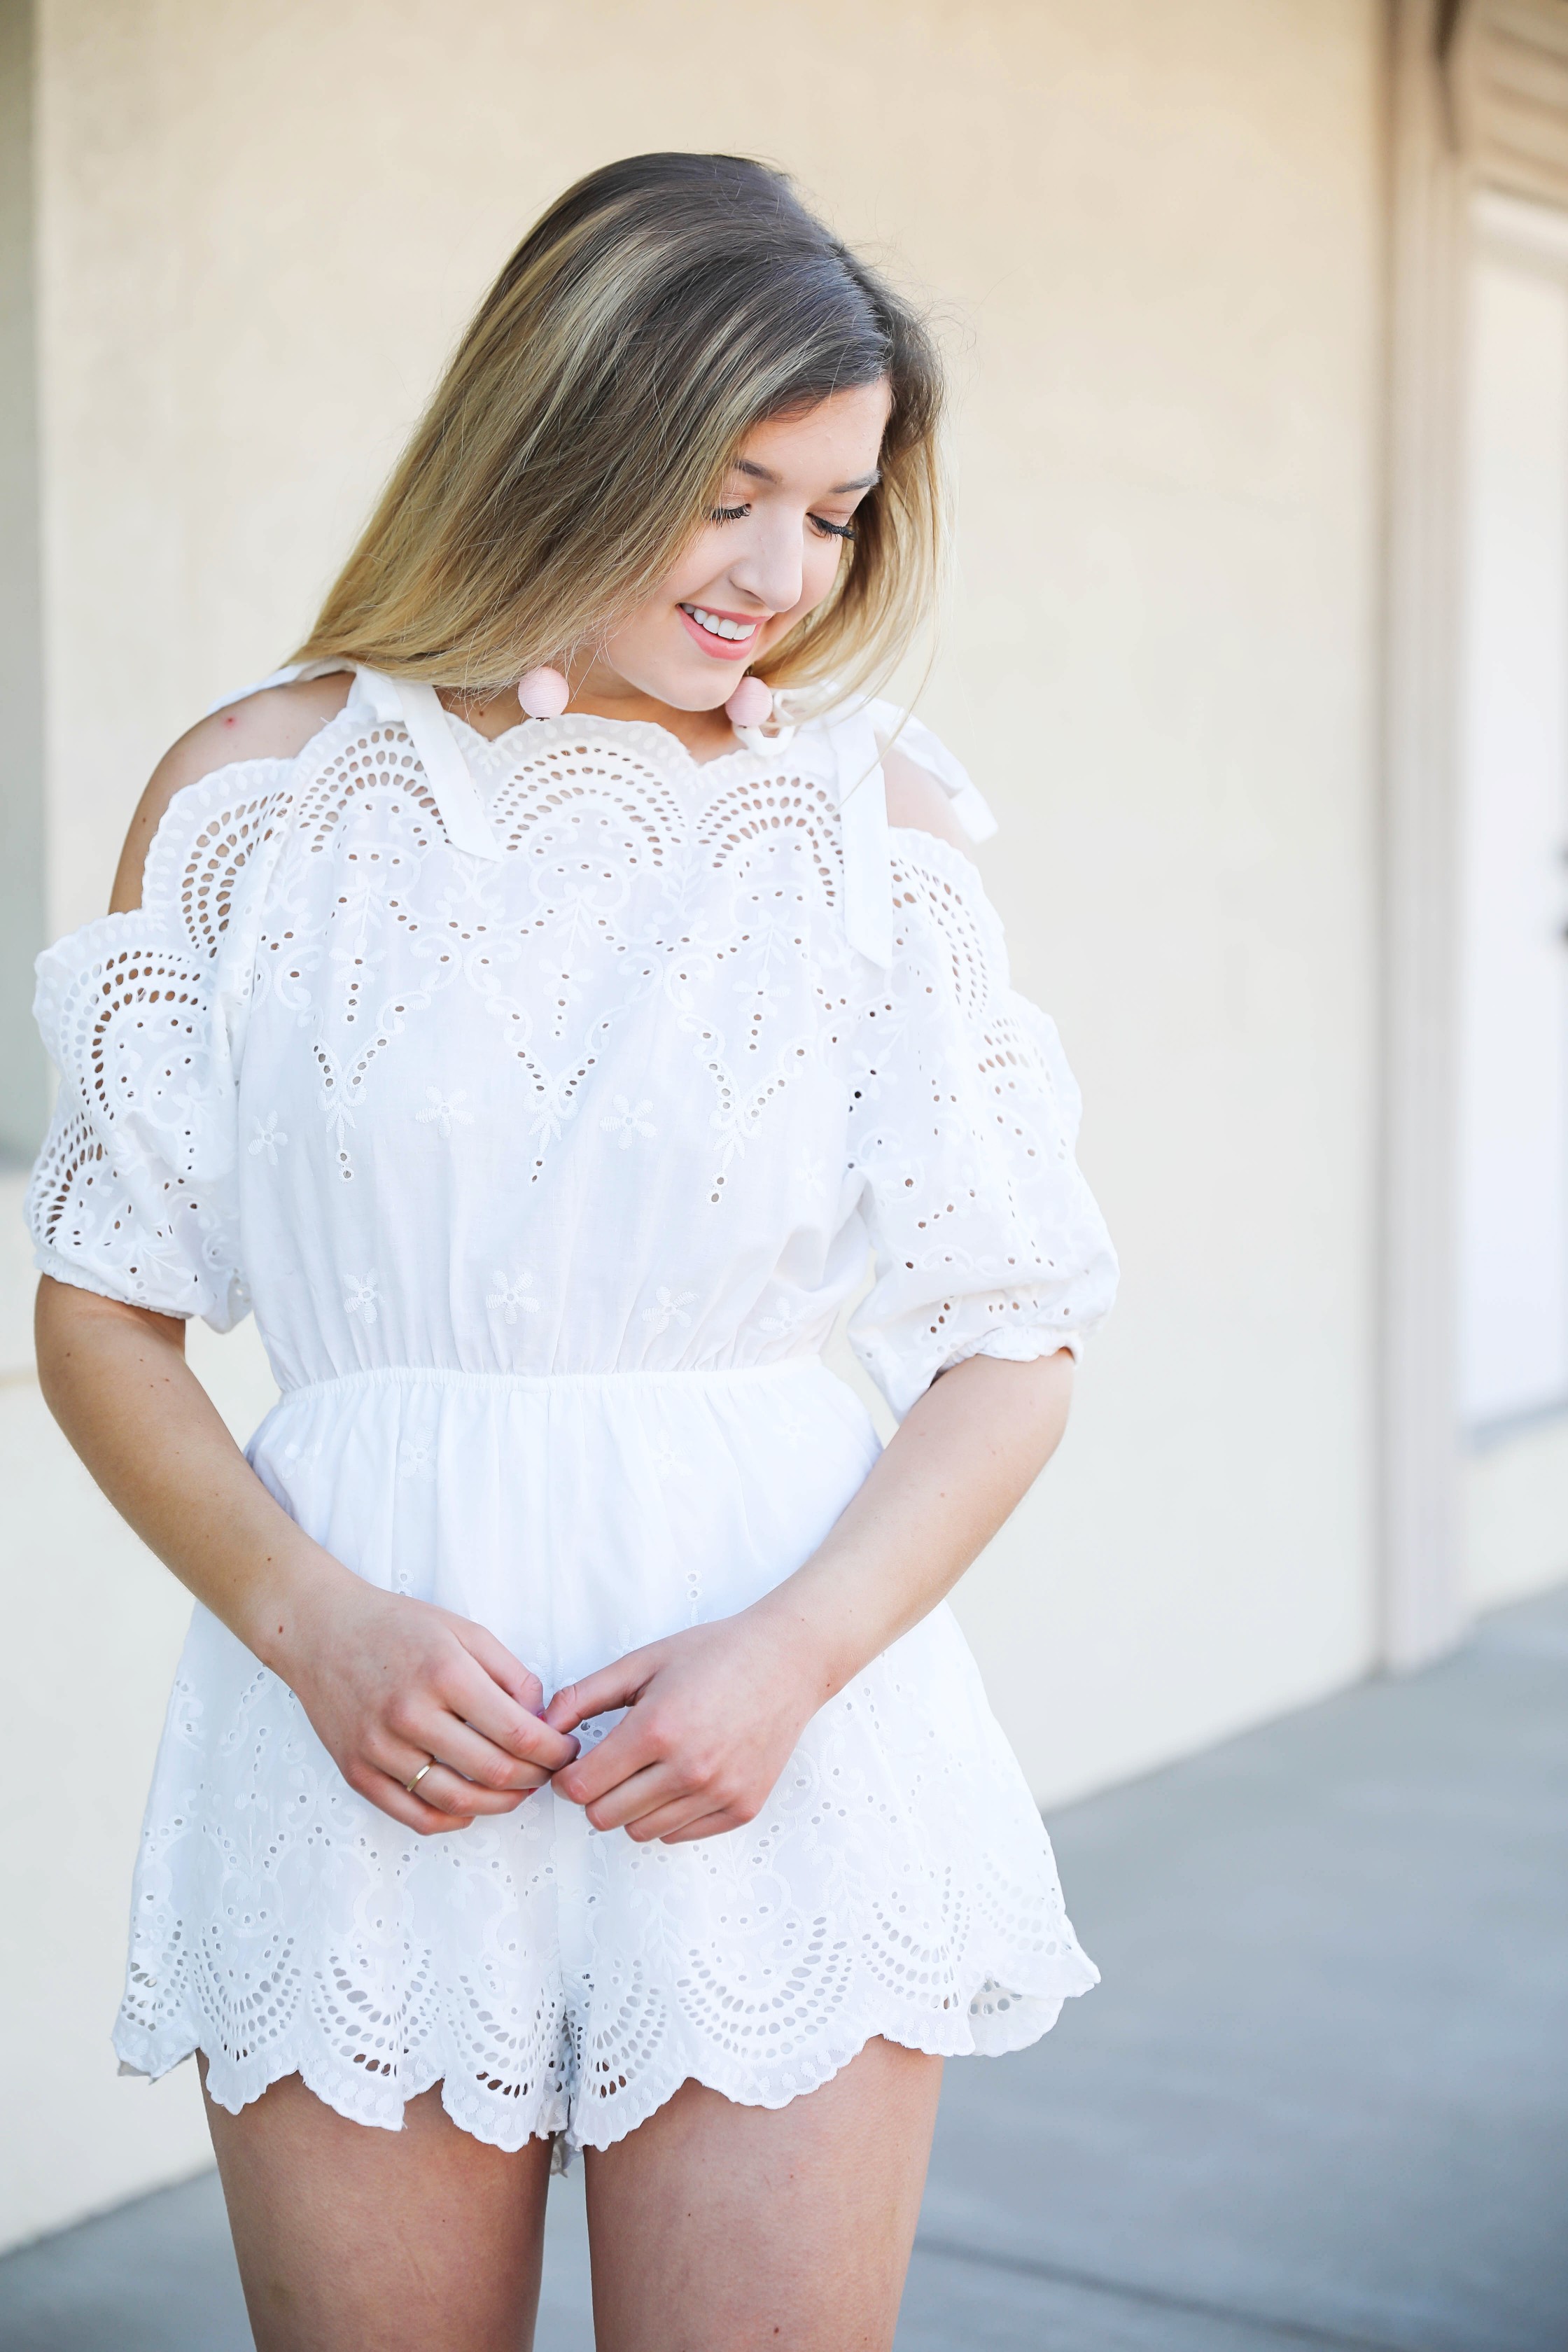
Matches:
[274,1357,827,1406]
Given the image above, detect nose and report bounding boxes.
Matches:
[727,512,805,617]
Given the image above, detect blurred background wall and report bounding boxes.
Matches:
[1,0,1565,2253]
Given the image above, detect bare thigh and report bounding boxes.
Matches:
[201,2061,553,2352]
[584,2038,943,2352]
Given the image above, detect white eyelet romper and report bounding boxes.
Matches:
[26,668,1118,2157]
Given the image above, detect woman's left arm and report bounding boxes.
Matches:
[545,1348,1072,1843]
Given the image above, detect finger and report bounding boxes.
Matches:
[441,1651,580,1772]
[356,1768,475,1839]
[403,1761,531,1819]
[654,1809,741,1845]
[452,1619,546,1715]
[610,1792,738,1843]
[553,1713,667,1809]
[578,1762,684,1833]
[543,1650,660,1736]
[369,1729,545,1807]
[421,1715,552,1795]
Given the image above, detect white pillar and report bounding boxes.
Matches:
[1379,0,1469,1667]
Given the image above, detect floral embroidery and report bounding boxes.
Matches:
[486,1270,542,1324]
[642,1286,695,1335]
[600,1095,656,1149]
[344,1272,380,1324]
[248,1114,288,1163]
[416,1088,474,1140]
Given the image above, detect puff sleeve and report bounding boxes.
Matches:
[24,764,290,1330]
[846,832,1117,1420]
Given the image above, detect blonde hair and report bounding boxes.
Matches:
[295,153,944,704]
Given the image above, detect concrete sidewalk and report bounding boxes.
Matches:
[2,1584,1564,2351]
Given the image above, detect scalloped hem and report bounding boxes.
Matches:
[113,1959,1096,2160]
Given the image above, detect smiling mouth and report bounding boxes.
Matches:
[680,603,764,651]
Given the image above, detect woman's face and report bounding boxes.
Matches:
[587,377,892,713]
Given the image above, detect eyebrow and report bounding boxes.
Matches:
[734,458,881,493]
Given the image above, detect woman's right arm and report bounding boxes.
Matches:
[34,682,577,1835]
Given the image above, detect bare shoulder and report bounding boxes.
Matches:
[881,745,974,856]
[109,673,353,913]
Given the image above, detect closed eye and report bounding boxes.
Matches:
[706,503,857,541]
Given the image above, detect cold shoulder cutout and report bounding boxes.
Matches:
[111,674,354,913]
[881,745,974,854]
[864,700,999,846]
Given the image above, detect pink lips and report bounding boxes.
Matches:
[678,605,764,662]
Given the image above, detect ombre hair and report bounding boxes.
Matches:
[295,152,945,704]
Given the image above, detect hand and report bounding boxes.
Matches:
[543,1611,822,1844]
[274,1569,580,1837]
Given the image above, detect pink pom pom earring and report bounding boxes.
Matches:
[517,666,570,720]
[724,676,773,731]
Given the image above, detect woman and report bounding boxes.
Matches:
[29,152,1116,2351]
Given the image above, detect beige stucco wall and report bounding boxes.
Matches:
[0,1175,278,2250]
[0,0,47,1153]
[7,0,1389,2247]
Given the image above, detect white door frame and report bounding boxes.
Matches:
[1458,188,1568,1434]
[1380,0,1568,1664]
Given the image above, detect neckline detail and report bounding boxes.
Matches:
[440,705,818,790]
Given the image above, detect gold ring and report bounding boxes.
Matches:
[405,1759,435,1794]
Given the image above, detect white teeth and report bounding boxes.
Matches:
[685,606,755,641]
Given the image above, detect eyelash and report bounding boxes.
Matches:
[707,502,857,542]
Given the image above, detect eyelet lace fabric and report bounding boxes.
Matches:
[28,687,1116,2152]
